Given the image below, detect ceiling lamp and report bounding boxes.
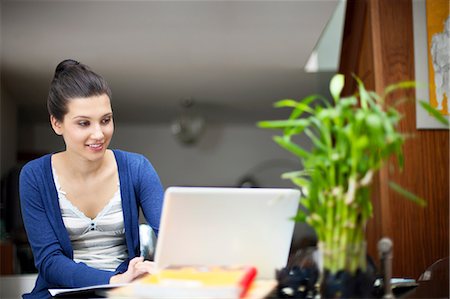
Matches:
[171,98,206,146]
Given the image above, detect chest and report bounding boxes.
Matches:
[53,170,120,220]
[60,188,124,235]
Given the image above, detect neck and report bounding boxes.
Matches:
[61,150,110,180]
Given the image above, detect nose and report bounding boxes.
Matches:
[90,123,104,140]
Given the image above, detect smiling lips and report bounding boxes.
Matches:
[87,143,104,151]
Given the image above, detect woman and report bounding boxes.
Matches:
[19,59,163,298]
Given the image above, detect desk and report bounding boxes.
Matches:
[403,257,449,299]
[264,278,449,299]
[402,280,449,298]
[48,278,448,299]
[402,274,449,298]
[107,279,277,299]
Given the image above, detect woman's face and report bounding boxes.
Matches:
[51,94,114,162]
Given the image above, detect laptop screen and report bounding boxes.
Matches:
[153,186,300,279]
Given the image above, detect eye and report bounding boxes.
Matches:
[78,120,90,127]
[102,117,112,125]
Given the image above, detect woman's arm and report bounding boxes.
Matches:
[135,156,164,236]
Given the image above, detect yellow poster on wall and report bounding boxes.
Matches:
[426,0,449,115]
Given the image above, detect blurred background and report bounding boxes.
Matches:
[0,0,346,285]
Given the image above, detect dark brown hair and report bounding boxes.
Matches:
[47,59,112,121]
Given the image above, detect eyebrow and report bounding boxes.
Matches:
[72,113,113,120]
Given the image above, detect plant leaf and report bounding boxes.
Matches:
[273,136,310,159]
[291,212,307,223]
[281,171,311,188]
[338,96,358,107]
[281,170,311,179]
[353,75,369,109]
[384,81,417,97]
[330,74,345,102]
[257,119,309,129]
[291,178,310,189]
[289,94,326,120]
[419,100,450,127]
[304,128,328,152]
[284,125,308,137]
[388,181,427,207]
[273,99,298,108]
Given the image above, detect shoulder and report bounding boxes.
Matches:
[19,154,53,194]
[20,154,52,176]
[111,149,156,178]
[112,150,161,190]
[112,149,149,165]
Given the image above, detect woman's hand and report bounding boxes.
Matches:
[135,260,157,275]
[109,257,149,284]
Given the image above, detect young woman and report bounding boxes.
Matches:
[19,59,163,298]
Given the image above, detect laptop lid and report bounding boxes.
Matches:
[153,186,300,279]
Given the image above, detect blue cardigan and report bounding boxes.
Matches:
[19,149,164,299]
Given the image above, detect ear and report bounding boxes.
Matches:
[50,115,63,136]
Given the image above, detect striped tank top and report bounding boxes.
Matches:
[52,168,128,271]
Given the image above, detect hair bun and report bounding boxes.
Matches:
[54,59,80,78]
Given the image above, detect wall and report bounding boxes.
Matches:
[1,89,17,177]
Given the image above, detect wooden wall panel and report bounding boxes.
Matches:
[339,0,367,96]
[340,0,449,279]
[0,241,14,274]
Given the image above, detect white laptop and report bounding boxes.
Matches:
[153,186,300,279]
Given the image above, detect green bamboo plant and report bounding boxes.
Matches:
[258,74,436,275]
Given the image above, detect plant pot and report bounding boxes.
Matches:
[276,247,320,298]
[320,268,375,299]
[318,242,376,298]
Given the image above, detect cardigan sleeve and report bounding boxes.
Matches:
[134,155,164,236]
[19,162,115,288]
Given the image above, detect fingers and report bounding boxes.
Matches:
[129,256,144,267]
[117,257,157,284]
[111,257,149,284]
[135,261,157,274]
